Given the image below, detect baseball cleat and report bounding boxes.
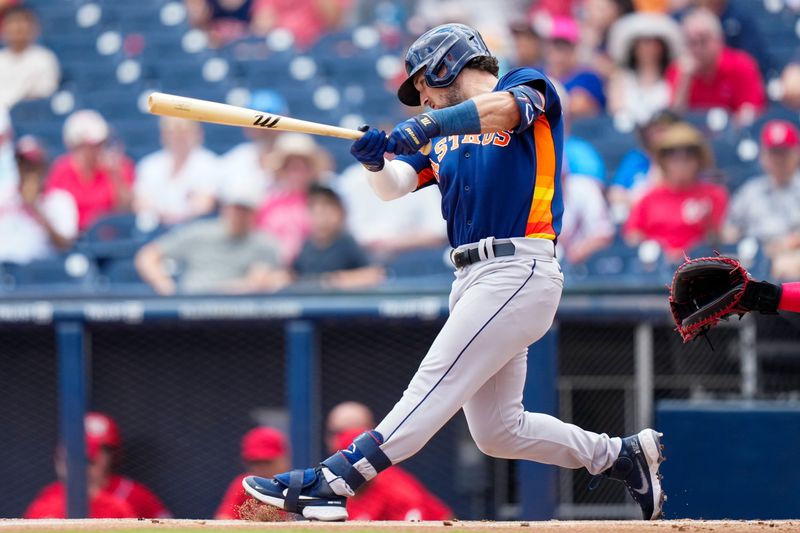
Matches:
[243,467,348,522]
[591,429,666,520]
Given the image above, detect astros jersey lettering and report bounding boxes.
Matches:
[397,67,565,247]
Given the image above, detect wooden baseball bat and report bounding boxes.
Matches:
[147,92,431,155]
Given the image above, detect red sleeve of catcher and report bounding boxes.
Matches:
[779,282,800,313]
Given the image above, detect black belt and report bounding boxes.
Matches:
[450,240,516,269]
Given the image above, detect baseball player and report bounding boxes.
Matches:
[244,23,665,521]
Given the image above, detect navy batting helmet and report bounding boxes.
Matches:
[397,23,492,107]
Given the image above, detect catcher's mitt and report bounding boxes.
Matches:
[669,256,782,342]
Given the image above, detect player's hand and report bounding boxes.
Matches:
[386,114,440,155]
[350,125,388,172]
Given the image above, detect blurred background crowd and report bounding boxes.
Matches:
[1,0,800,295]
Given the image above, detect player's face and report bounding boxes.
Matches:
[413,69,464,109]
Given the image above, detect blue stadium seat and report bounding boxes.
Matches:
[1,255,96,290]
[101,258,146,285]
[383,247,453,278]
[10,98,56,123]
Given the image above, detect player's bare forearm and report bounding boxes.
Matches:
[471,91,521,132]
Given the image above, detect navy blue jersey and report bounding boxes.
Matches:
[397,67,565,248]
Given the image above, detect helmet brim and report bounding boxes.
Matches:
[397,75,421,107]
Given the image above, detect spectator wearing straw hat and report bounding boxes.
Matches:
[624,122,728,259]
[0,135,78,263]
[215,427,291,520]
[45,110,135,231]
[606,11,684,124]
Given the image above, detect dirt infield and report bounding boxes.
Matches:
[0,519,797,533]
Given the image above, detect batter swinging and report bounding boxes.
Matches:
[244,23,666,521]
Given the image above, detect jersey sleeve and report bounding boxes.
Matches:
[395,152,437,191]
[497,67,562,125]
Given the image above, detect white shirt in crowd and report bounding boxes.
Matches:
[0,44,60,109]
[134,146,221,224]
[335,163,447,250]
[0,190,78,264]
[221,142,275,188]
[559,173,615,250]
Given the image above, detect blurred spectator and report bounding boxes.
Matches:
[45,110,134,231]
[135,175,288,295]
[624,122,728,259]
[725,120,800,279]
[666,8,765,122]
[579,0,634,78]
[681,0,769,73]
[250,0,354,50]
[185,0,252,47]
[508,20,542,69]
[542,17,606,118]
[325,402,452,521]
[608,109,682,220]
[255,133,328,263]
[222,89,288,190]
[558,172,615,264]
[607,12,684,123]
[0,106,17,202]
[780,62,800,111]
[0,6,59,109]
[0,136,77,264]
[292,185,384,289]
[215,427,290,520]
[134,117,219,225]
[336,162,447,260]
[25,412,169,519]
[553,79,607,183]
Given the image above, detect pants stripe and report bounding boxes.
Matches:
[385,259,538,441]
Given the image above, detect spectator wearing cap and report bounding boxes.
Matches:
[542,17,606,118]
[325,402,452,521]
[134,117,220,225]
[607,109,682,221]
[25,412,169,519]
[606,12,684,124]
[0,5,59,109]
[45,110,135,231]
[508,20,542,69]
[725,120,800,279]
[624,122,728,259]
[135,175,288,295]
[215,427,290,520]
[254,133,330,264]
[666,8,765,123]
[222,89,288,191]
[291,185,384,290]
[0,136,78,263]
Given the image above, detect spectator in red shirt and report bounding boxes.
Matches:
[666,7,765,123]
[215,427,291,520]
[326,402,453,521]
[45,110,134,231]
[25,412,170,519]
[624,122,728,260]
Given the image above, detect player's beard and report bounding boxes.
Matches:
[439,85,465,109]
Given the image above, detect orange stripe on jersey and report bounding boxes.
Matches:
[526,116,557,240]
[415,167,437,191]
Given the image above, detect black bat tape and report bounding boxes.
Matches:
[253,114,281,128]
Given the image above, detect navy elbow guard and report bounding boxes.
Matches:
[507,85,545,133]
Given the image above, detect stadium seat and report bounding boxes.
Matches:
[9,98,56,123]
[101,258,146,284]
[1,255,96,290]
[383,247,453,278]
